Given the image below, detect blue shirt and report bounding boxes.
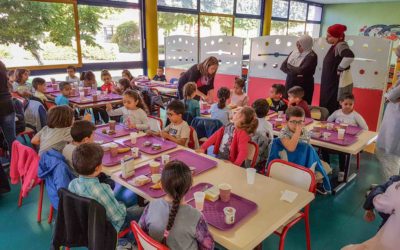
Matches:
[184,99,200,118]
[55,95,69,106]
[210,103,230,125]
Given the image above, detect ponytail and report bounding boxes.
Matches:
[237,107,259,135]
[162,197,181,245]
[217,87,230,110]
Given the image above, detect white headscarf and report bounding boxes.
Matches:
[287,35,314,67]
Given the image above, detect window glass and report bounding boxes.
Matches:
[270,20,288,35]
[199,15,234,37]
[200,0,234,14]
[157,0,197,9]
[288,21,305,36]
[272,0,289,18]
[234,18,261,55]
[307,5,322,22]
[110,0,139,3]
[306,23,320,38]
[289,1,307,21]
[236,0,261,15]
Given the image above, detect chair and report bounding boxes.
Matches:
[266,159,316,250]
[169,78,178,84]
[150,87,161,117]
[247,141,259,168]
[148,115,163,132]
[44,100,56,110]
[190,117,223,144]
[308,106,329,121]
[188,126,200,149]
[130,221,169,250]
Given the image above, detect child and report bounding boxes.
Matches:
[82,70,97,89]
[279,106,311,152]
[183,82,200,118]
[122,69,134,82]
[267,84,287,112]
[327,93,368,129]
[153,67,166,82]
[287,86,311,118]
[55,82,71,106]
[139,160,214,249]
[230,77,248,108]
[197,107,258,166]
[252,99,274,141]
[7,69,15,86]
[12,68,32,96]
[31,106,74,155]
[153,100,190,147]
[106,90,149,130]
[66,65,79,83]
[210,87,231,125]
[114,78,132,95]
[68,143,126,232]
[100,69,115,93]
[32,77,48,102]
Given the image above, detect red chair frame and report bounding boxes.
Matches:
[247,141,259,168]
[148,115,163,130]
[130,221,169,250]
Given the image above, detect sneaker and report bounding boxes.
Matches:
[117,238,133,250]
[338,171,345,183]
[316,183,328,195]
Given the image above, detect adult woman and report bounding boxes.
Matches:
[320,24,355,114]
[0,60,16,151]
[281,35,318,104]
[177,56,219,103]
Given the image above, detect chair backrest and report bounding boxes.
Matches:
[190,117,223,139]
[247,141,259,168]
[309,105,329,121]
[45,101,56,110]
[130,221,169,250]
[188,126,199,149]
[267,159,316,193]
[148,116,163,132]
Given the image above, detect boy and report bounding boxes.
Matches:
[55,82,71,106]
[66,65,79,83]
[32,77,48,102]
[287,86,311,118]
[69,143,126,232]
[267,84,287,112]
[153,67,166,82]
[154,100,190,146]
[279,106,311,152]
[252,99,273,141]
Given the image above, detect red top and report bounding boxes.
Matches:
[292,99,311,118]
[101,82,114,93]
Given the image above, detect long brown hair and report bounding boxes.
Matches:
[217,87,230,109]
[183,82,196,100]
[123,90,149,113]
[47,106,74,129]
[160,160,193,245]
[122,69,134,81]
[15,68,29,84]
[197,56,219,77]
[236,107,258,134]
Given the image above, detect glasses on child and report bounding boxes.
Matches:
[167,112,176,117]
[288,120,304,125]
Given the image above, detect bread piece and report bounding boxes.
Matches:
[150,182,162,190]
[205,186,220,202]
[130,175,150,187]
[117,147,130,154]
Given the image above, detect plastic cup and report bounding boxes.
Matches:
[131,147,139,158]
[92,94,98,102]
[218,183,232,202]
[110,143,118,157]
[275,118,283,127]
[327,123,334,130]
[194,191,206,211]
[338,128,345,140]
[149,161,161,174]
[278,111,284,118]
[52,83,58,91]
[161,154,170,165]
[109,120,116,130]
[151,174,161,184]
[223,207,236,225]
[323,132,331,140]
[246,168,256,185]
[130,132,137,144]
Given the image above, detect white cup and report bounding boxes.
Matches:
[151,174,161,184]
[131,147,139,158]
[161,154,170,165]
[130,132,137,144]
[223,207,236,225]
[194,191,206,211]
[327,123,334,130]
[278,111,284,118]
[323,132,331,140]
[246,168,256,185]
[338,129,345,140]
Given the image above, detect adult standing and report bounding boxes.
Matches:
[320,24,355,114]
[376,46,400,180]
[177,56,219,103]
[0,60,16,152]
[281,34,318,104]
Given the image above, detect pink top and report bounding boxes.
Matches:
[230,91,248,107]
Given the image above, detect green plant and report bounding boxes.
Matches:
[112,21,141,53]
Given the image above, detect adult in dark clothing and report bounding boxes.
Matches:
[177,56,219,103]
[0,60,16,151]
[281,34,318,104]
[320,24,355,114]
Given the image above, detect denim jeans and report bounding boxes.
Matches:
[0,112,16,152]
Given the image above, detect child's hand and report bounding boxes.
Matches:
[128,123,136,129]
[364,210,375,222]
[83,114,92,121]
[195,148,205,154]
[161,131,170,139]
[295,123,303,134]
[106,103,112,111]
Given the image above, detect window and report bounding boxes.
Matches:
[0,1,79,68]
[271,21,288,35]
[234,18,261,55]
[289,1,307,21]
[272,0,289,18]
[199,15,234,37]
[306,23,321,38]
[308,5,322,22]
[158,0,197,9]
[200,0,234,14]
[288,21,306,36]
[236,0,261,15]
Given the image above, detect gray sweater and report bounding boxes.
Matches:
[107,107,149,130]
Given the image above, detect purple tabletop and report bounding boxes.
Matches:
[44,87,60,94]
[268,114,313,131]
[201,109,210,115]
[123,135,177,155]
[154,149,217,176]
[68,93,122,104]
[102,143,141,167]
[95,123,137,138]
[94,133,114,144]
[318,123,363,136]
[185,183,258,231]
[312,132,358,146]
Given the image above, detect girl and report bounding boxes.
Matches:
[7,70,15,86]
[197,107,258,166]
[114,78,132,95]
[230,77,248,108]
[122,69,134,82]
[210,87,231,125]
[139,160,214,250]
[100,69,116,93]
[82,71,97,89]
[106,90,149,130]
[31,106,74,155]
[13,68,32,96]
[183,82,200,118]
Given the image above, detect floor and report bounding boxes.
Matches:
[0,152,384,250]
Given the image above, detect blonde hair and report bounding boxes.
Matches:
[183,82,197,99]
[197,56,219,77]
[237,107,258,135]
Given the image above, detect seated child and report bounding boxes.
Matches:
[267,84,287,112]
[100,69,115,93]
[66,65,79,83]
[32,77,48,103]
[122,69,134,83]
[252,99,273,141]
[68,143,127,232]
[183,82,200,118]
[32,106,74,155]
[7,69,15,86]
[55,82,71,106]
[82,70,97,89]
[139,160,214,249]
[106,90,149,130]
[197,107,258,167]
[12,68,32,96]
[230,77,248,108]
[210,87,231,125]
[153,67,166,82]
[114,78,132,95]
[152,100,190,147]
[287,86,311,118]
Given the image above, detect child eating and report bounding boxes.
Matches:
[287,86,311,118]
[100,69,115,93]
[230,77,248,108]
[55,82,71,106]
[266,84,287,112]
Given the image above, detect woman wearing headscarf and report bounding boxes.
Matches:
[320,24,355,114]
[177,56,219,103]
[281,35,318,104]
[0,60,16,151]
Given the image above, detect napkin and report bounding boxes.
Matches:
[280,190,298,203]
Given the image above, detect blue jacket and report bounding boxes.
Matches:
[38,149,75,209]
[267,138,332,192]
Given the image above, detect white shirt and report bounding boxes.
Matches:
[327,109,368,130]
[256,117,274,140]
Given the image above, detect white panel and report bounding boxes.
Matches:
[165,35,198,69]
[200,36,244,75]
[248,35,299,79]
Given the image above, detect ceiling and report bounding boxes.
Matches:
[310,0,400,4]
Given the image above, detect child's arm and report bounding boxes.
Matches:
[100,184,127,231]
[31,134,40,145]
[280,124,303,152]
[138,205,150,233]
[134,110,150,130]
[106,104,123,117]
[234,131,249,166]
[372,181,399,215]
[162,131,188,146]
[195,215,215,250]
[242,95,249,107]
[326,112,336,123]
[197,127,223,153]
[354,112,369,130]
